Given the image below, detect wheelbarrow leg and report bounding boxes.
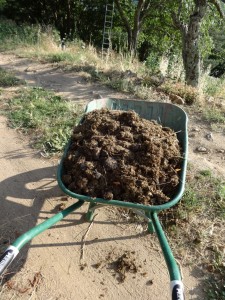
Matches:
[86,202,97,221]
[145,211,155,234]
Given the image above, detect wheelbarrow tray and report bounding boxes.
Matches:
[57,98,188,212]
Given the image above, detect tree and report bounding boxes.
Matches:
[1,0,107,43]
[0,0,78,39]
[0,0,6,10]
[114,0,152,54]
[172,0,225,87]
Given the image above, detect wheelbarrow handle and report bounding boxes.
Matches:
[150,212,185,300]
[0,246,19,276]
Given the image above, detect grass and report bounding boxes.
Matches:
[202,74,225,98]
[45,52,77,63]
[6,87,84,155]
[162,168,225,300]
[203,107,225,124]
[0,68,24,87]
[0,18,59,51]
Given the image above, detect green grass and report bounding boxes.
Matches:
[203,107,225,124]
[203,75,225,98]
[45,52,76,63]
[7,87,84,155]
[0,67,24,87]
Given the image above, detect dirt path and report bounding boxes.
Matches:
[0,52,223,299]
[0,53,134,103]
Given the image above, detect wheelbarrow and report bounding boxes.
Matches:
[0,99,188,300]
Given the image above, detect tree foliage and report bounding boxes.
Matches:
[0,0,225,86]
[162,0,225,86]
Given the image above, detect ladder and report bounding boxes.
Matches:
[102,1,114,55]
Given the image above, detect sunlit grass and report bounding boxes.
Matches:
[7,87,84,155]
[0,68,24,87]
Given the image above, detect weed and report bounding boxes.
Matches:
[0,68,24,87]
[181,186,200,212]
[145,53,160,74]
[7,87,84,155]
[199,169,212,177]
[161,82,199,104]
[45,52,75,63]
[203,75,225,98]
[203,107,225,124]
[0,19,59,51]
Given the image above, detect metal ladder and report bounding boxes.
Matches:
[102,1,114,55]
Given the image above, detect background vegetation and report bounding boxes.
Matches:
[0,0,225,86]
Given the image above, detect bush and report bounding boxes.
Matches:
[161,82,199,104]
[0,18,59,50]
[0,67,24,87]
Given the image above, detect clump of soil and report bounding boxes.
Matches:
[108,251,139,283]
[93,250,143,283]
[62,108,182,205]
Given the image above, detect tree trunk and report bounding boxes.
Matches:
[182,24,201,87]
[128,29,138,53]
[181,0,207,87]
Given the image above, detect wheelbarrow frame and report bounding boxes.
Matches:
[0,99,188,300]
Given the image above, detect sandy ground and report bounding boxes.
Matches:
[0,52,224,300]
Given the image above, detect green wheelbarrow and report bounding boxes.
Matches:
[0,99,188,300]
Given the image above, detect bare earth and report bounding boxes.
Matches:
[0,52,224,300]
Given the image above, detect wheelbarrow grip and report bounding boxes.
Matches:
[171,280,185,300]
[0,245,19,276]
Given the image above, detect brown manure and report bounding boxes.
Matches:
[62,108,182,205]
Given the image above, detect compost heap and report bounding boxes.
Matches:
[62,108,182,205]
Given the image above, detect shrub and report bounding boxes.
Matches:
[161,82,199,104]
